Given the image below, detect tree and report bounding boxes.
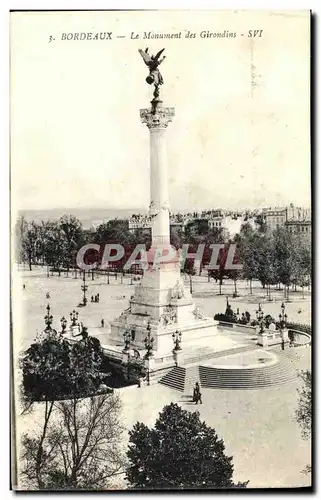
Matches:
[20,329,72,487]
[20,325,107,489]
[272,227,293,297]
[14,215,28,264]
[183,258,196,294]
[59,215,85,275]
[254,214,267,233]
[21,329,104,404]
[255,234,276,293]
[296,370,311,440]
[21,221,40,270]
[289,238,311,297]
[42,221,66,275]
[170,225,184,250]
[126,357,146,385]
[239,222,254,238]
[94,220,136,272]
[95,220,133,246]
[21,393,124,490]
[126,403,248,490]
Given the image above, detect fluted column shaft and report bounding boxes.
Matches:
[140,104,175,246]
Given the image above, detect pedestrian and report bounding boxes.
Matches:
[101,319,104,328]
[193,382,202,404]
[97,293,100,303]
[91,295,94,302]
[95,294,98,303]
[22,284,25,290]
[195,382,202,404]
[46,292,50,299]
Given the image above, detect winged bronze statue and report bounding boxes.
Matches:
[138,47,166,88]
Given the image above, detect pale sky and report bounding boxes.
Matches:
[10,10,311,213]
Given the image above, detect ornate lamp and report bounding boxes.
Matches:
[81,271,88,306]
[256,303,264,334]
[44,304,53,332]
[144,322,154,358]
[279,302,288,329]
[70,310,79,327]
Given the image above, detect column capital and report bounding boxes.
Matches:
[140,106,175,129]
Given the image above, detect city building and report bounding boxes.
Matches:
[285,219,311,240]
[263,205,311,240]
[208,215,225,230]
[128,216,184,233]
[263,208,287,232]
[128,218,151,232]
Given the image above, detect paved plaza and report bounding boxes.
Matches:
[14,267,311,488]
[14,266,311,350]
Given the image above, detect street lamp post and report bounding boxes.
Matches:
[256,303,265,334]
[81,271,88,306]
[279,302,288,350]
[70,310,79,327]
[123,329,131,380]
[44,304,53,332]
[144,322,154,386]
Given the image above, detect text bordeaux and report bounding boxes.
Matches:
[61,32,113,41]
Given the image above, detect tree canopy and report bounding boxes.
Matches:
[21,330,104,403]
[126,403,248,490]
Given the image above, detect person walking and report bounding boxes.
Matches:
[193,382,202,404]
[101,319,104,328]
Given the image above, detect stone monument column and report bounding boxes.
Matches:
[140,103,175,246]
[109,48,219,357]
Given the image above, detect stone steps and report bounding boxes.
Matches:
[199,358,297,390]
[159,356,298,391]
[149,366,174,384]
[159,366,186,392]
